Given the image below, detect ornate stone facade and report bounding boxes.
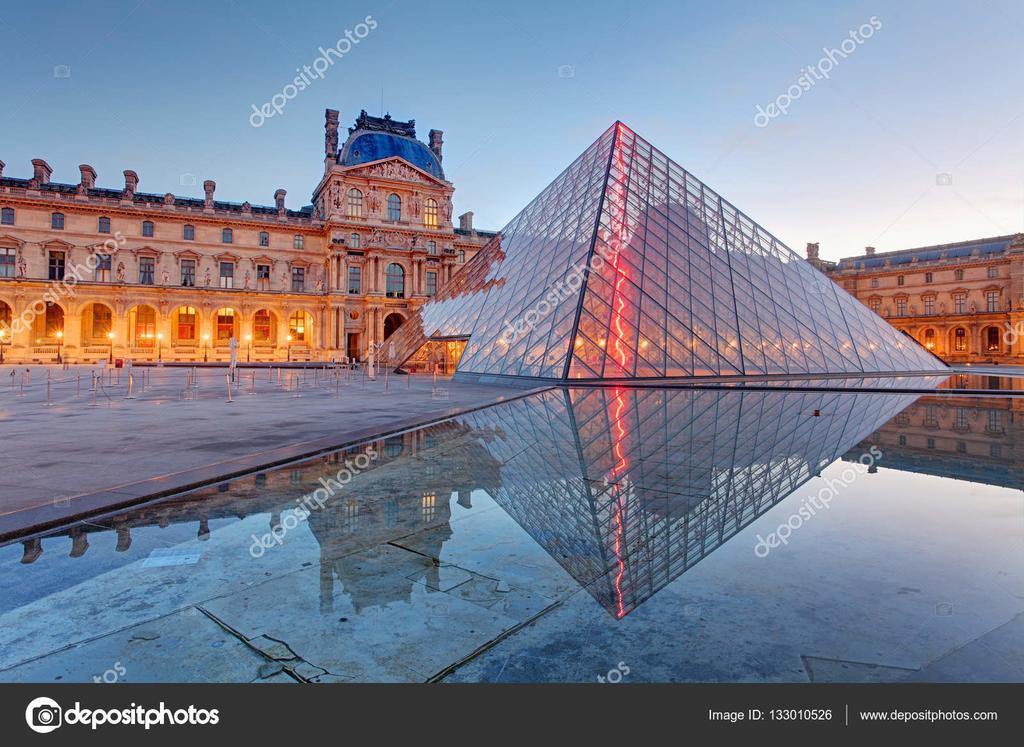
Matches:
[821,234,1024,364]
[0,109,494,363]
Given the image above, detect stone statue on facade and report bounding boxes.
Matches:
[204,268,212,287]
[116,262,126,282]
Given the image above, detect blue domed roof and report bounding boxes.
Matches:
[340,132,444,179]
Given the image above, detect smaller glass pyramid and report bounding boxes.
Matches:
[389,123,947,381]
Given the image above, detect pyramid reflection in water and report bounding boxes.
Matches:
[454,387,918,618]
[390,123,945,380]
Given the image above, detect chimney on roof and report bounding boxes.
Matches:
[30,158,53,187]
[203,180,216,209]
[805,242,819,260]
[865,246,876,256]
[459,211,474,233]
[325,109,339,166]
[429,129,444,163]
[0,160,5,177]
[123,170,138,199]
[274,188,287,215]
[78,164,96,191]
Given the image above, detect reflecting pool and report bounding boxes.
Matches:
[2,384,1022,682]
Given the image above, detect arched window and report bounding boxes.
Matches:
[923,328,936,351]
[953,327,967,352]
[349,233,360,248]
[386,263,405,298]
[254,309,273,342]
[87,303,112,341]
[176,306,197,340]
[44,302,64,339]
[215,308,236,340]
[289,310,311,342]
[131,305,156,347]
[986,327,1001,352]
[424,198,438,228]
[347,188,363,217]
[387,193,401,222]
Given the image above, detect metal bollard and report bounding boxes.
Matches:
[226,373,233,403]
[46,378,52,407]
[126,373,135,400]
[76,373,81,397]
[90,375,98,407]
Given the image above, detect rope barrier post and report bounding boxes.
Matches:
[76,373,81,397]
[126,373,135,400]
[226,373,233,403]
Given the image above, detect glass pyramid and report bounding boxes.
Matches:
[390,122,946,380]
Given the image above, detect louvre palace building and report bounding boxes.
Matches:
[0,108,493,364]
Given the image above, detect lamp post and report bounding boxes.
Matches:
[202,333,210,363]
[286,334,293,363]
[55,330,63,364]
[107,331,115,363]
[156,332,163,362]
[245,333,252,363]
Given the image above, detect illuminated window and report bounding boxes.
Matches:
[254,309,272,342]
[387,193,401,222]
[44,302,63,338]
[954,327,966,352]
[216,308,235,340]
[91,304,112,338]
[421,492,436,523]
[923,328,935,350]
[347,189,363,217]
[289,310,309,342]
[987,327,1000,351]
[424,198,438,228]
[256,263,271,290]
[177,306,197,340]
[48,251,65,280]
[134,306,155,347]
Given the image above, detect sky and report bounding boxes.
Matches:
[0,0,1021,261]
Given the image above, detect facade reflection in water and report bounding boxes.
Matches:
[13,387,1021,619]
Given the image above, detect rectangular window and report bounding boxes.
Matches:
[425,270,437,296]
[139,257,155,285]
[95,253,111,282]
[897,275,905,286]
[48,251,65,280]
[870,278,878,288]
[181,259,195,287]
[221,228,233,244]
[954,328,967,351]
[988,410,1002,432]
[219,262,234,288]
[348,265,361,294]
[924,298,935,315]
[291,266,305,292]
[259,231,269,247]
[458,250,465,263]
[896,299,907,317]
[349,233,360,248]
[142,221,154,237]
[869,299,881,313]
[257,263,271,290]
[987,291,1000,312]
[0,207,13,225]
[988,266,998,279]
[293,235,304,249]
[428,241,437,255]
[51,213,65,230]
[178,306,197,340]
[98,217,111,234]
[183,224,195,241]
[924,272,933,283]
[954,295,966,314]
[0,248,14,277]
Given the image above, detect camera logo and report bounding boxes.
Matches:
[25,697,62,733]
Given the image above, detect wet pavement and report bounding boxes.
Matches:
[1,380,1022,683]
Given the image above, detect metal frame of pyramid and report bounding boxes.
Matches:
[389,122,947,382]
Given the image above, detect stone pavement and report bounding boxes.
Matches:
[0,363,528,539]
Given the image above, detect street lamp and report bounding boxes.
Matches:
[156,332,163,362]
[202,333,210,363]
[286,334,293,363]
[55,330,63,364]
[245,333,252,363]
[107,331,115,363]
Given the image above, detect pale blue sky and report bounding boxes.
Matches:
[0,0,1020,259]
